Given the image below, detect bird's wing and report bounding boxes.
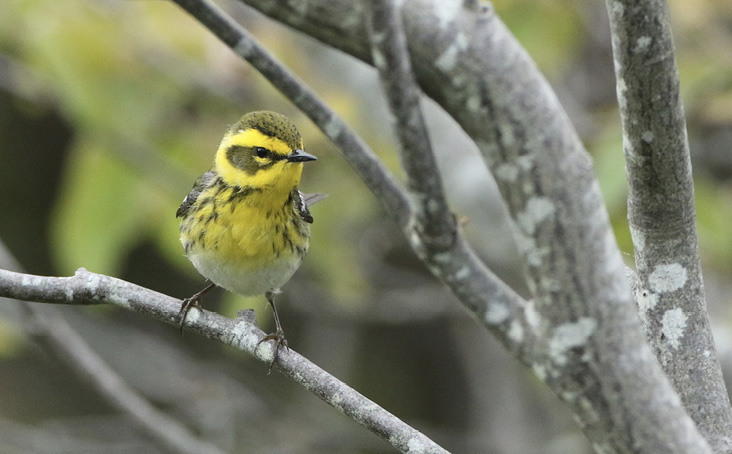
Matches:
[176,170,217,218]
[295,191,328,224]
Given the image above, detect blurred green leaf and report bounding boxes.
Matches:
[51,137,147,275]
[493,0,583,76]
[588,120,632,253]
[0,318,26,359]
[695,181,732,271]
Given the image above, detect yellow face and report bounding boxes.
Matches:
[214,128,300,190]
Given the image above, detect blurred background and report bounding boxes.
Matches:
[0,0,731,452]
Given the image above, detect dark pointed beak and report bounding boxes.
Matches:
[286,149,317,163]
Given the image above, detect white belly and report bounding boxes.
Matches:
[187,250,304,296]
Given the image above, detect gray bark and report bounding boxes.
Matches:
[0,268,449,454]
[607,0,732,451]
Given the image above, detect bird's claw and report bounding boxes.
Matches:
[257,329,288,374]
[177,296,201,333]
[177,283,216,334]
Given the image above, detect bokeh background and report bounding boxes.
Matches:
[1,0,731,453]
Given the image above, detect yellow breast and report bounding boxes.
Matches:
[179,184,310,295]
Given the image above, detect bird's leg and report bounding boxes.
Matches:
[257,290,289,373]
[178,283,216,333]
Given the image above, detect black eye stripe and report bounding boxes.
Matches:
[225,144,289,176]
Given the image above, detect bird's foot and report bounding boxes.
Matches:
[177,283,216,333]
[177,296,201,333]
[257,329,289,374]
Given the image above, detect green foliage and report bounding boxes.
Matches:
[695,181,732,271]
[589,120,633,253]
[51,139,146,275]
[0,318,25,359]
[493,0,583,77]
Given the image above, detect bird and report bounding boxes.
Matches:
[176,110,320,369]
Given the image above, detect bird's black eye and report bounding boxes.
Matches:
[254,147,269,159]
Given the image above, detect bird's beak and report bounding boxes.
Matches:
[286,149,317,162]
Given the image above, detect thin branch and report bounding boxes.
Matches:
[23,304,227,454]
[0,268,450,454]
[170,0,533,361]
[365,0,456,250]
[0,241,226,454]
[361,0,534,359]
[606,0,732,449]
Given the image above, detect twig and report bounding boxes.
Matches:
[0,241,226,454]
[365,0,455,250]
[23,304,227,454]
[606,0,732,449]
[0,268,450,454]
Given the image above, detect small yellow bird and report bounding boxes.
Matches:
[176,111,319,364]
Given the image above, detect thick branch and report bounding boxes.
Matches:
[606,0,732,449]
[0,268,449,454]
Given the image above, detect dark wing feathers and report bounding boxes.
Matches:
[294,191,327,224]
[178,175,325,225]
[176,170,216,218]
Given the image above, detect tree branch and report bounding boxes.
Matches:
[23,304,227,454]
[365,0,455,250]
[0,268,449,454]
[0,241,225,454]
[606,0,732,449]
[361,0,537,360]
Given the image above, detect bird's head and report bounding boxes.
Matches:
[214,111,316,192]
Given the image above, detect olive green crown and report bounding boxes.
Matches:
[232,111,303,150]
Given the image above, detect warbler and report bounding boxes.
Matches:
[176,111,319,365]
